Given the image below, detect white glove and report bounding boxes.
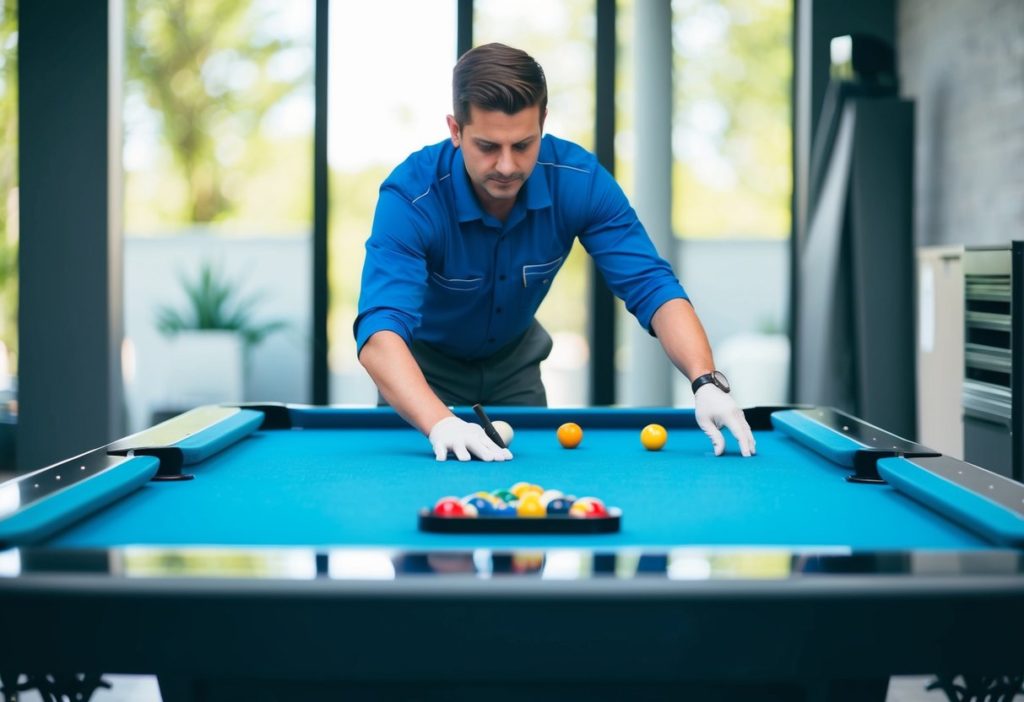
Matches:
[428,416,514,462]
[694,384,756,457]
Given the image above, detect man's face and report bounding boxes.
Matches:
[447,104,544,219]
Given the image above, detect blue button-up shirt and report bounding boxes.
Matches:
[354,134,687,360]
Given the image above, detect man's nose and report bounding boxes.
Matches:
[496,148,515,174]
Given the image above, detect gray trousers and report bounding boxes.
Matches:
[379,320,553,407]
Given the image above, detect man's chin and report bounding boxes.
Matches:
[485,183,522,200]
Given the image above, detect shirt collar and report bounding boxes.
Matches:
[451,146,553,224]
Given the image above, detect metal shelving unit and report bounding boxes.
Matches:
[962,243,1022,481]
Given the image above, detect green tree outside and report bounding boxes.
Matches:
[0,0,17,373]
[672,0,792,239]
[125,0,309,226]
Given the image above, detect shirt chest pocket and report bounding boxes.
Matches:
[522,256,564,288]
[430,271,484,292]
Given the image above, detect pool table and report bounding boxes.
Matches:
[1,404,1023,701]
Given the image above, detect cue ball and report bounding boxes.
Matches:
[492,420,514,447]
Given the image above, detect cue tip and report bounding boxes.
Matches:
[471,403,507,449]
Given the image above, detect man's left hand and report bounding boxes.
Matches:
[694,385,756,457]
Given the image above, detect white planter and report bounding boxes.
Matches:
[158,330,245,412]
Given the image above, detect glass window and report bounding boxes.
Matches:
[672,0,792,240]
[327,1,457,405]
[475,0,596,406]
[617,0,792,407]
[0,0,16,470]
[122,0,315,431]
[671,0,792,407]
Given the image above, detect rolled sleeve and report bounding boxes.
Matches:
[579,166,688,334]
[353,189,431,354]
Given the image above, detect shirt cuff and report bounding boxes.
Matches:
[354,312,414,355]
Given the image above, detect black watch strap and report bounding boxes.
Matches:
[691,371,730,395]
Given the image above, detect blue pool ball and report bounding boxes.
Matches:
[462,496,500,515]
[545,498,572,515]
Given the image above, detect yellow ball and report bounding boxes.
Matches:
[519,485,543,500]
[516,493,546,518]
[510,481,543,499]
[557,422,583,449]
[640,423,668,451]
[509,482,530,496]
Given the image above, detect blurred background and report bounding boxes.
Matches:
[2,0,1022,476]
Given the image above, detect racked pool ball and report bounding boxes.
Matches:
[510,481,543,499]
[492,489,517,504]
[493,504,518,518]
[491,420,514,447]
[433,496,466,518]
[640,423,668,451]
[516,493,546,518]
[540,489,564,506]
[519,485,544,500]
[569,496,608,519]
[462,495,500,516]
[557,422,583,449]
[545,497,572,515]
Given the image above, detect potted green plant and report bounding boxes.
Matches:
[155,261,287,411]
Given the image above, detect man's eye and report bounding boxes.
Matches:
[479,144,496,152]
[513,144,529,152]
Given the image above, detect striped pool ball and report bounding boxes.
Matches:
[569,497,609,519]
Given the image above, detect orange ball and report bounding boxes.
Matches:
[556,422,583,449]
[640,423,668,451]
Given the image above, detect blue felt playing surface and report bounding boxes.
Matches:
[45,423,989,550]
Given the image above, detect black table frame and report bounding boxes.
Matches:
[1,404,1023,700]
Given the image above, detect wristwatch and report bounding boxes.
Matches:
[691,370,730,395]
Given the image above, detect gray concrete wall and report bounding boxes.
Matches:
[898,0,1024,247]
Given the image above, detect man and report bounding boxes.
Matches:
[355,43,755,462]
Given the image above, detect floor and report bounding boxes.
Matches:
[3,676,991,701]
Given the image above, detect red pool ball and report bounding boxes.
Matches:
[432,496,466,518]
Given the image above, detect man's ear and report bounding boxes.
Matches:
[446,115,461,147]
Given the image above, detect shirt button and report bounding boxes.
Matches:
[499,275,507,281]
[495,307,503,314]
[488,337,496,343]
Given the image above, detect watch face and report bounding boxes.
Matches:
[712,371,730,392]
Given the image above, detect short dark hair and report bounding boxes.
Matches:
[452,43,547,128]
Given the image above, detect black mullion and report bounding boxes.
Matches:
[788,0,801,404]
[590,0,617,405]
[312,0,329,405]
[457,0,473,57]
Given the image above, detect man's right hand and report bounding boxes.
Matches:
[428,416,514,462]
